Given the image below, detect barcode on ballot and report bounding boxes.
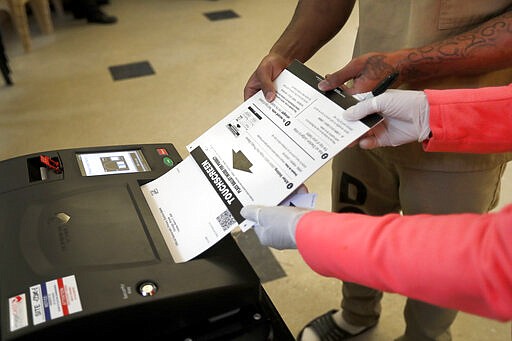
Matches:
[216,210,237,231]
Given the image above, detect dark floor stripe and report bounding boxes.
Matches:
[204,9,239,21]
[109,61,155,81]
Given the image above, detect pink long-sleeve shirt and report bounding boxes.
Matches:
[296,84,512,321]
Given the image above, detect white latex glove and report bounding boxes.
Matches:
[344,89,431,149]
[240,205,309,250]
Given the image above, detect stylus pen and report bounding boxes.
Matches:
[371,71,399,97]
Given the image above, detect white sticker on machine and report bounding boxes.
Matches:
[9,293,28,332]
[29,275,83,326]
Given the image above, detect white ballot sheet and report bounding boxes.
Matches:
[141,60,382,263]
[141,156,238,262]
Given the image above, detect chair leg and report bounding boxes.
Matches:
[50,0,63,18]
[29,0,53,34]
[0,62,12,85]
[6,0,31,52]
[0,31,12,85]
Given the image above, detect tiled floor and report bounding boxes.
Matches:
[1,1,510,340]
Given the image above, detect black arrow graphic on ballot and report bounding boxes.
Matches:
[232,150,253,173]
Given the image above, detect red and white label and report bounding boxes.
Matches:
[29,275,83,326]
[9,294,28,332]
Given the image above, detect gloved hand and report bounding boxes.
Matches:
[343,89,431,149]
[240,205,310,250]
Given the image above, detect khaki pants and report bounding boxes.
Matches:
[331,143,507,341]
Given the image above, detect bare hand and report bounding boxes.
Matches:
[244,54,291,101]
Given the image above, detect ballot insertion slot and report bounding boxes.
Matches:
[27,155,63,182]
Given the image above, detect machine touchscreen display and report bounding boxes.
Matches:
[76,149,151,176]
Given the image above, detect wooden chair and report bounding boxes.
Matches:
[0,0,61,52]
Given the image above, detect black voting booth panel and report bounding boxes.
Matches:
[0,144,293,340]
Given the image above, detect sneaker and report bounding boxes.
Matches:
[297,309,377,340]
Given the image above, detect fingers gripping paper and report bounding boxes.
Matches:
[141,60,382,263]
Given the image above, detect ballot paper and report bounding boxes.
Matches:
[141,60,381,263]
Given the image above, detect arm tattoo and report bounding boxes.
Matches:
[362,55,396,81]
[400,10,512,79]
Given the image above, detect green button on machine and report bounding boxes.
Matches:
[163,157,174,167]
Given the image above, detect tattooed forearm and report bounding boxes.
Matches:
[361,55,396,81]
[398,9,512,80]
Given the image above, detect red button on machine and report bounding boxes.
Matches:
[156,148,168,156]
